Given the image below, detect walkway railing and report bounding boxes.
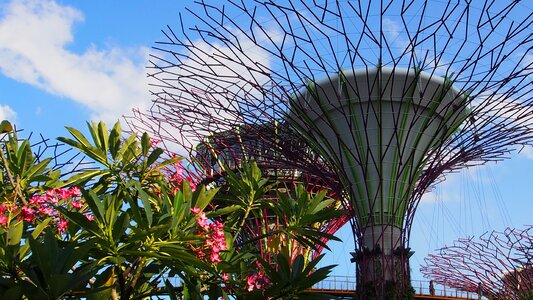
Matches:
[311,276,484,299]
[411,279,482,299]
[163,273,485,299]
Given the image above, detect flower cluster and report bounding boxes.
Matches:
[190,207,227,263]
[163,159,197,193]
[246,272,270,292]
[0,203,15,225]
[0,186,91,234]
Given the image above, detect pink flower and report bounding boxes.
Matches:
[221,273,229,281]
[195,249,205,259]
[0,204,7,214]
[57,188,71,200]
[45,190,59,204]
[84,213,95,221]
[196,212,209,230]
[190,207,201,214]
[0,215,8,225]
[210,221,226,250]
[57,219,68,234]
[246,275,256,292]
[69,186,81,197]
[38,206,55,216]
[210,251,222,263]
[165,160,185,186]
[20,206,35,223]
[71,199,84,209]
[191,216,227,264]
[30,195,45,205]
[187,177,197,191]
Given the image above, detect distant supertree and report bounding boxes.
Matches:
[421,226,533,300]
[128,0,532,298]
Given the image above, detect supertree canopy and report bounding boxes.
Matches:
[421,225,533,300]
[128,0,532,298]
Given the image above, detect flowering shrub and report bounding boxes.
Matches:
[191,207,227,263]
[0,186,89,234]
[0,121,340,299]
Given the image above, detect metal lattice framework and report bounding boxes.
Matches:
[127,0,532,297]
[421,225,533,300]
[29,133,94,177]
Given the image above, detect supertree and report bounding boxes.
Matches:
[421,225,533,300]
[128,0,532,298]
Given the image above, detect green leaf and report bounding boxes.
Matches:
[108,122,121,160]
[31,218,51,239]
[137,186,153,227]
[23,158,52,182]
[83,189,105,223]
[207,205,240,217]
[117,134,139,165]
[87,121,102,151]
[18,218,52,259]
[58,208,102,238]
[112,212,130,241]
[16,140,32,176]
[0,120,13,133]
[146,148,163,169]
[58,125,109,166]
[97,122,109,157]
[1,286,22,299]
[63,169,108,186]
[141,132,151,157]
[192,185,217,211]
[164,279,180,300]
[60,126,92,149]
[7,221,23,246]
[291,255,304,281]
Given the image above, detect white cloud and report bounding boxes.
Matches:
[0,104,16,121]
[0,0,151,124]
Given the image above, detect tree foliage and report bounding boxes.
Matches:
[0,120,343,299]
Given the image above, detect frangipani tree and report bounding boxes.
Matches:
[0,120,341,299]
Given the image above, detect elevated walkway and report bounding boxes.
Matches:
[309,277,482,299]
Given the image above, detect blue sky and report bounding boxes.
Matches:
[0,0,531,283]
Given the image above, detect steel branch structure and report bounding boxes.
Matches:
[28,133,94,177]
[128,0,532,298]
[421,226,533,300]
